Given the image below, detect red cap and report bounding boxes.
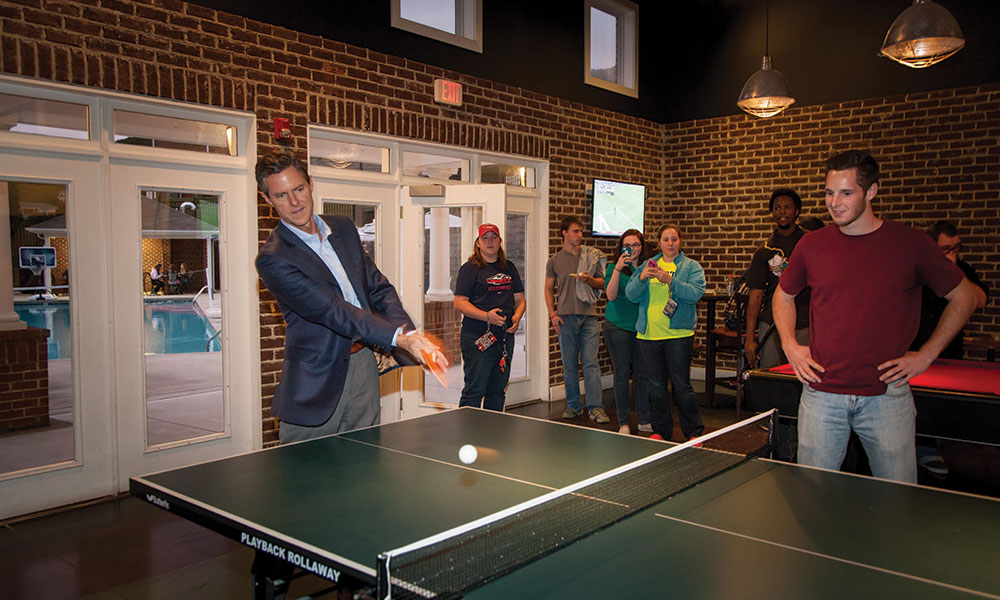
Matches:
[478,223,500,239]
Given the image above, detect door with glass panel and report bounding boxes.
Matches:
[397,184,506,419]
[109,162,255,485]
[0,151,114,519]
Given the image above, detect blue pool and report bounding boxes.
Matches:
[14,301,221,360]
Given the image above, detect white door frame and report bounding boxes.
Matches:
[108,160,257,487]
[0,148,114,519]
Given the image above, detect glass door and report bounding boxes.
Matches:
[397,184,506,418]
[0,151,113,519]
[109,161,256,487]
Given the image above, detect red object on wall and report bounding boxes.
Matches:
[274,118,291,139]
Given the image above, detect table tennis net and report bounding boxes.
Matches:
[377,410,776,600]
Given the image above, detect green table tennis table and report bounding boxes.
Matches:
[130,408,1000,600]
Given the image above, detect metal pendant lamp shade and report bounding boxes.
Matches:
[880,0,965,68]
[737,56,795,118]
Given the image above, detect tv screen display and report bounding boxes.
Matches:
[591,178,646,237]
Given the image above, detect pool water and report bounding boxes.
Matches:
[14,301,221,360]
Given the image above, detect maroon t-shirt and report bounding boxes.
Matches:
[779,221,964,395]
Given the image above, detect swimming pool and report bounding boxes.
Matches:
[14,300,221,360]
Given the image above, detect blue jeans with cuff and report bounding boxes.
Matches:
[558,314,603,412]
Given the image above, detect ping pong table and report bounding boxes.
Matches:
[130,408,1000,600]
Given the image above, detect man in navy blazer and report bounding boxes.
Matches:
[255,150,445,443]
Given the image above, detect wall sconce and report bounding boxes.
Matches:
[880,0,964,68]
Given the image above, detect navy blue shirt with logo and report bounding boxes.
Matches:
[455,260,524,336]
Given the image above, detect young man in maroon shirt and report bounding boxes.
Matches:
[773,150,978,483]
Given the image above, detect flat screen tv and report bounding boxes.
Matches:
[590,178,646,237]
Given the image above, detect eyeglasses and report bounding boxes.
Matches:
[624,243,643,248]
[939,244,962,255]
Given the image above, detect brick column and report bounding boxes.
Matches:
[0,327,51,432]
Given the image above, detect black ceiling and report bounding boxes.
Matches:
[193,0,1000,123]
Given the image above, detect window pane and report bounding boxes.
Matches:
[403,151,467,181]
[114,110,236,156]
[590,7,619,84]
[401,0,457,34]
[140,190,224,447]
[322,202,377,265]
[0,93,89,140]
[506,213,528,383]
[311,138,390,173]
[481,162,536,188]
[3,180,75,474]
[423,206,481,405]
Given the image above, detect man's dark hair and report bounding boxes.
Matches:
[825,150,879,190]
[560,215,584,233]
[927,220,958,241]
[768,188,802,212]
[256,149,309,195]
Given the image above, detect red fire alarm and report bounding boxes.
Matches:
[274,118,291,139]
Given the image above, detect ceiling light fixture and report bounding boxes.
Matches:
[880,0,965,68]
[737,1,795,118]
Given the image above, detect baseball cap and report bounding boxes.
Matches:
[478,223,500,238]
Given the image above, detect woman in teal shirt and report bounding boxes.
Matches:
[625,223,706,441]
[604,229,651,434]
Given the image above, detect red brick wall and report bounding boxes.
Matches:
[0,327,50,432]
[2,2,997,445]
[663,87,1000,358]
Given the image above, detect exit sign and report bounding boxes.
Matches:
[434,79,463,107]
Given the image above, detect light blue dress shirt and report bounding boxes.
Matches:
[282,216,402,346]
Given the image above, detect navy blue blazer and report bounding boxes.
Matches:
[256,215,416,426]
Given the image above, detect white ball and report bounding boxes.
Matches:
[458,444,478,465]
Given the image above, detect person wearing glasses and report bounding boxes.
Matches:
[909,221,988,478]
[603,229,651,434]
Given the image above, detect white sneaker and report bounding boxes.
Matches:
[637,423,653,432]
[618,425,631,435]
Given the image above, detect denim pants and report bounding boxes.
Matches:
[638,336,703,440]
[797,383,917,483]
[459,327,515,411]
[603,321,650,426]
[558,314,603,411]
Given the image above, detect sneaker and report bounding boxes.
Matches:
[649,433,664,441]
[637,423,653,433]
[918,454,949,477]
[589,407,610,424]
[618,425,631,435]
[562,407,582,419]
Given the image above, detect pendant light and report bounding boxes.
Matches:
[880,0,965,68]
[737,0,795,118]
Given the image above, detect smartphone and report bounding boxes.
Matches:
[623,246,632,257]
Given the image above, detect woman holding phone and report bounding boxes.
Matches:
[625,223,706,441]
[603,229,651,434]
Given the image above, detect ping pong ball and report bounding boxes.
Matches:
[459,444,478,464]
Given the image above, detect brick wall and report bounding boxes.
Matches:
[0,327,50,432]
[2,2,997,445]
[663,87,1000,357]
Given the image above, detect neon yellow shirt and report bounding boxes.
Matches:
[637,258,694,341]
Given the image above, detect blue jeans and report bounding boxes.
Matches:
[558,314,603,411]
[797,383,917,483]
[638,336,703,440]
[603,321,650,425]
[459,327,515,411]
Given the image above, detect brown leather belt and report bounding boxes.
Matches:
[350,342,364,354]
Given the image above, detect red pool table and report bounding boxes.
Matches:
[747,359,1000,445]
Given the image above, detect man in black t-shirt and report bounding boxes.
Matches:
[745,188,811,368]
